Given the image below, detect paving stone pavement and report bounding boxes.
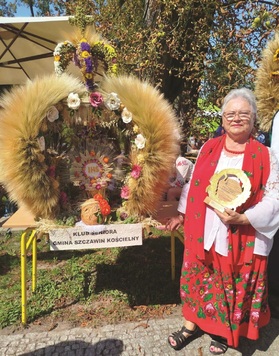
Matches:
[1,315,279,356]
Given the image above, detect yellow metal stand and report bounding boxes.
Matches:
[20,228,37,325]
[170,230,184,281]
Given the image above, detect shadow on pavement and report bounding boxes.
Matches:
[236,318,279,356]
[19,338,124,356]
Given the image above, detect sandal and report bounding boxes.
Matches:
[168,325,198,351]
[209,336,228,355]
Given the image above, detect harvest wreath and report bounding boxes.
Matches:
[255,30,279,132]
[0,27,181,228]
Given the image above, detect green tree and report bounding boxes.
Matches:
[88,0,279,137]
[0,0,17,16]
[13,0,65,16]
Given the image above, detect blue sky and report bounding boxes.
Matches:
[15,4,32,17]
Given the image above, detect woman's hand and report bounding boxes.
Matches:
[165,214,184,231]
[214,208,250,225]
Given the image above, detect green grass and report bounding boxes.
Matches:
[0,228,184,329]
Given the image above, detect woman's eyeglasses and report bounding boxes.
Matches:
[223,111,252,121]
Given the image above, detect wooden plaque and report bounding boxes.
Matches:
[204,168,251,212]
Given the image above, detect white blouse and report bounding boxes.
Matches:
[177,148,279,256]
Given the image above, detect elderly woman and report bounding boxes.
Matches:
[166,88,279,354]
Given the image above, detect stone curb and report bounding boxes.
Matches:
[1,316,279,355]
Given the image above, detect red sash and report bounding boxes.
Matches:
[184,135,270,265]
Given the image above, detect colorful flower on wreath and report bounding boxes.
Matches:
[46,106,59,122]
[90,92,103,108]
[135,134,146,149]
[53,38,118,81]
[53,40,75,76]
[104,92,121,111]
[93,193,111,216]
[133,125,139,134]
[47,165,56,178]
[95,183,102,190]
[273,48,279,61]
[99,201,111,216]
[131,164,142,179]
[71,150,113,193]
[120,185,130,199]
[94,193,103,200]
[77,38,95,90]
[59,191,68,206]
[271,70,279,79]
[116,205,129,221]
[92,41,118,76]
[67,93,81,110]
[121,107,133,123]
[37,136,45,151]
[137,153,146,165]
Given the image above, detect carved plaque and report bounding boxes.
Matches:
[204,168,251,212]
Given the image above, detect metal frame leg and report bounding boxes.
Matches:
[20,228,37,325]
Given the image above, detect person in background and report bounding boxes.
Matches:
[213,124,225,138]
[166,156,194,201]
[165,88,279,354]
[187,136,199,155]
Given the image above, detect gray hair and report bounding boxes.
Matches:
[221,88,257,117]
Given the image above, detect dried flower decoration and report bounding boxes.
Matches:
[46,106,59,122]
[37,136,45,152]
[121,107,133,123]
[104,92,121,111]
[133,125,139,134]
[89,92,103,107]
[53,35,118,90]
[120,185,130,199]
[80,194,111,225]
[91,41,118,76]
[130,164,142,179]
[76,38,95,90]
[271,70,279,80]
[134,134,146,149]
[54,41,76,76]
[273,48,279,61]
[71,150,113,193]
[93,193,111,217]
[67,93,81,110]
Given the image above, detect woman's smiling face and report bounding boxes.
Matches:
[222,97,255,140]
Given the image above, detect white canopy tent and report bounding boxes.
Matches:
[0,16,82,85]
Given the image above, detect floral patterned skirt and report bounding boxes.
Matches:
[180,247,270,348]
